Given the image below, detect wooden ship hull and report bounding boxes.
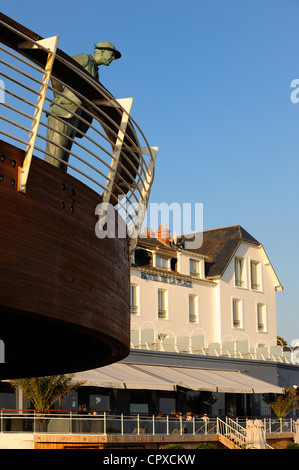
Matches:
[0,139,130,378]
[0,14,157,378]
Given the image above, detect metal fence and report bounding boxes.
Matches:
[0,411,296,436]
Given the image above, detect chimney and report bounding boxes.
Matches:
[142,227,156,238]
[156,224,171,245]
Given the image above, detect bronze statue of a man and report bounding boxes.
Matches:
[45,41,121,171]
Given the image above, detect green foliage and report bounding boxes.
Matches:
[277,336,287,347]
[262,387,298,419]
[10,374,85,412]
[165,444,185,449]
[284,442,299,449]
[194,443,216,449]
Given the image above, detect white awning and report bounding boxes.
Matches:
[131,364,284,394]
[74,363,176,391]
[74,362,284,394]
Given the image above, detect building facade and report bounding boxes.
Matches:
[1,225,296,419]
[130,225,284,360]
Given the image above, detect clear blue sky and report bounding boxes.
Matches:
[1,0,299,344]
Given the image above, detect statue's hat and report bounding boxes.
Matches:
[94,41,121,59]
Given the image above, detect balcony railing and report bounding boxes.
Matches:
[189,314,197,323]
[0,14,158,252]
[0,411,296,438]
[158,309,167,319]
[251,283,261,290]
[130,305,139,315]
[130,331,299,364]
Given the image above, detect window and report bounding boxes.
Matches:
[251,261,261,290]
[257,304,266,332]
[189,259,200,277]
[158,289,167,319]
[130,284,138,315]
[130,390,149,414]
[0,383,15,410]
[158,394,176,414]
[235,258,245,287]
[156,255,169,270]
[232,299,242,328]
[90,393,110,412]
[189,295,198,323]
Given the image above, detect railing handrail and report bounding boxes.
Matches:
[0,411,293,449]
[219,418,274,449]
[226,417,247,437]
[0,13,158,252]
[217,418,246,448]
[0,411,296,432]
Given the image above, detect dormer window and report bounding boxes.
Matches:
[189,259,200,277]
[155,255,169,270]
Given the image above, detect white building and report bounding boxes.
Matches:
[130,224,284,361]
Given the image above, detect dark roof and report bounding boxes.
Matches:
[187,225,260,278]
[137,236,174,252]
[134,225,282,289]
[136,225,260,279]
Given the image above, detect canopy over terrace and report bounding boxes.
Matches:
[74,363,175,391]
[74,363,284,394]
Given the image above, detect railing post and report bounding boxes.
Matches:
[152,414,155,435]
[104,412,106,434]
[193,416,195,435]
[180,417,183,435]
[121,413,124,435]
[137,414,140,435]
[166,415,169,435]
[102,97,133,204]
[70,411,72,434]
[18,35,59,193]
[264,418,266,435]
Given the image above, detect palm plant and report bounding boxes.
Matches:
[10,374,85,413]
[262,387,298,419]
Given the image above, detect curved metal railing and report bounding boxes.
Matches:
[0,14,158,251]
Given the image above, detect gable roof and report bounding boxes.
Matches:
[135,225,283,290]
[187,225,259,278]
[186,225,283,290]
